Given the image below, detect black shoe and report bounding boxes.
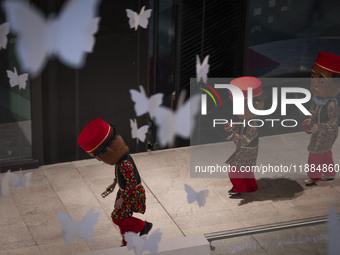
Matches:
[304,179,317,186]
[140,221,153,236]
[322,176,335,181]
[228,189,239,196]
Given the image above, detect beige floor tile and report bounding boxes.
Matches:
[55,185,101,210]
[10,185,65,216]
[173,209,244,236]
[72,158,101,168]
[0,245,41,255]
[38,239,91,255]
[0,196,21,222]
[0,217,35,250]
[22,212,64,245]
[76,163,115,181]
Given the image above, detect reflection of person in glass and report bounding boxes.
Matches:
[77,118,152,246]
[303,52,340,186]
[224,77,264,196]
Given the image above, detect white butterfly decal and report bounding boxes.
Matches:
[328,205,340,255]
[126,6,152,31]
[10,170,32,188]
[153,94,200,147]
[196,55,210,83]
[124,228,162,255]
[58,209,99,244]
[6,67,29,90]
[129,85,163,118]
[0,171,11,197]
[130,118,149,143]
[184,184,209,208]
[2,0,101,77]
[0,22,10,50]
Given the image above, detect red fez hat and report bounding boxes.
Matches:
[77,118,112,154]
[314,52,340,74]
[230,76,262,99]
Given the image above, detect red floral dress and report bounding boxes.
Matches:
[111,157,146,220]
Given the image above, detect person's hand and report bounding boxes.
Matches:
[114,197,124,209]
[227,133,234,140]
[101,181,117,198]
[224,123,233,133]
[302,118,313,134]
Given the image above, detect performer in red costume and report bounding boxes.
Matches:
[77,118,152,246]
[225,77,264,196]
[302,52,340,186]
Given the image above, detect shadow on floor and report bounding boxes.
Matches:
[234,178,304,206]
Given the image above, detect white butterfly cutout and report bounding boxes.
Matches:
[124,228,162,255]
[129,85,163,118]
[126,6,152,31]
[10,170,32,188]
[328,205,340,255]
[130,118,149,143]
[196,55,210,83]
[58,209,99,244]
[0,171,11,197]
[6,67,29,90]
[0,22,10,50]
[2,0,101,77]
[153,94,200,147]
[184,184,209,208]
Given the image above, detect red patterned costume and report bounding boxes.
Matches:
[226,123,259,193]
[225,77,264,195]
[303,52,340,185]
[78,118,152,246]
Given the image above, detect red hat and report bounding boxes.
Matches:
[314,52,340,74]
[230,76,262,99]
[77,118,112,154]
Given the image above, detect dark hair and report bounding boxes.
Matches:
[92,123,118,157]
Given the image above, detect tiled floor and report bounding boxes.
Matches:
[0,131,339,255]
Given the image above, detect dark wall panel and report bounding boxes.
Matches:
[179,0,248,91]
[40,0,150,164]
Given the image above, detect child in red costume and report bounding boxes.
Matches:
[224,77,264,196]
[303,52,340,186]
[77,118,152,246]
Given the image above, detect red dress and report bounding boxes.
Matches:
[111,154,146,246]
[226,124,258,193]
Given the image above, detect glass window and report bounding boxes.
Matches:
[245,0,340,77]
[0,4,32,167]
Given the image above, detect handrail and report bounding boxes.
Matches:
[204,215,339,242]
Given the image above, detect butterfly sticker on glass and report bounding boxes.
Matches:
[10,170,32,189]
[2,0,101,77]
[0,22,10,50]
[184,184,209,208]
[196,55,210,83]
[124,228,162,255]
[130,118,149,143]
[126,6,152,31]
[129,85,163,118]
[58,208,99,244]
[153,93,200,147]
[6,67,29,90]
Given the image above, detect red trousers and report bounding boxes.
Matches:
[229,167,258,193]
[307,150,336,180]
[112,217,145,246]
